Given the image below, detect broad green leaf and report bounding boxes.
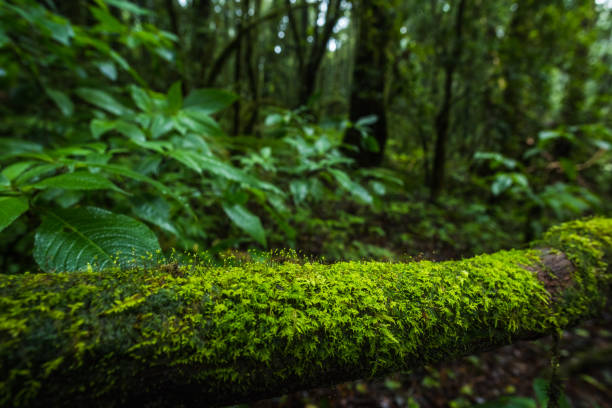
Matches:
[90,5,126,33]
[154,47,175,62]
[355,115,378,127]
[168,150,204,173]
[132,196,178,235]
[0,173,9,188]
[0,196,29,232]
[166,81,183,114]
[130,86,154,112]
[474,152,518,170]
[108,49,132,72]
[509,173,529,188]
[114,120,146,142]
[363,135,380,153]
[96,60,117,81]
[14,164,62,186]
[172,133,211,155]
[0,138,44,161]
[182,109,224,136]
[30,171,123,193]
[132,139,173,154]
[290,179,309,204]
[34,207,160,272]
[168,151,282,194]
[43,18,74,45]
[46,88,74,117]
[76,88,130,116]
[476,396,537,408]
[183,89,238,114]
[329,169,373,205]
[0,28,8,48]
[370,180,386,196]
[90,119,117,139]
[222,203,267,246]
[2,161,37,181]
[89,163,171,195]
[491,174,513,196]
[150,114,175,139]
[104,0,151,15]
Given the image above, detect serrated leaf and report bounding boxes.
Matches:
[183,89,237,114]
[76,88,130,116]
[30,171,123,193]
[34,207,160,272]
[329,169,373,205]
[46,88,74,117]
[0,196,29,232]
[222,203,266,246]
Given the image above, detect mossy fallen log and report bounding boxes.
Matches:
[1,218,611,407]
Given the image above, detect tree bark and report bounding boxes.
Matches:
[342,0,395,167]
[1,218,610,408]
[429,0,467,201]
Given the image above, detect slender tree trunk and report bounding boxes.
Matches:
[233,3,244,136]
[430,0,467,201]
[191,0,214,89]
[244,0,262,135]
[342,0,395,167]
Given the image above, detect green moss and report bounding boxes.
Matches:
[0,218,610,407]
[537,217,612,327]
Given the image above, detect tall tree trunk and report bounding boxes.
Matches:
[233,0,246,136]
[342,0,395,167]
[289,0,343,109]
[429,0,467,201]
[191,0,214,89]
[244,0,262,135]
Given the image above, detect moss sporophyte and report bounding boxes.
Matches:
[0,218,610,407]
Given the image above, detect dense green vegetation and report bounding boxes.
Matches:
[0,0,611,406]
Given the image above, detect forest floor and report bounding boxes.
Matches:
[240,307,612,408]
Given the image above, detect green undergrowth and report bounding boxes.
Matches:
[0,218,610,407]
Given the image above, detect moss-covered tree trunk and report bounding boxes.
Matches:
[0,218,611,408]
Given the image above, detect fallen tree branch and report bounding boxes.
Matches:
[0,218,610,407]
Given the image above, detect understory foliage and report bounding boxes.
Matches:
[1,0,611,271]
[0,1,397,271]
[0,218,609,407]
